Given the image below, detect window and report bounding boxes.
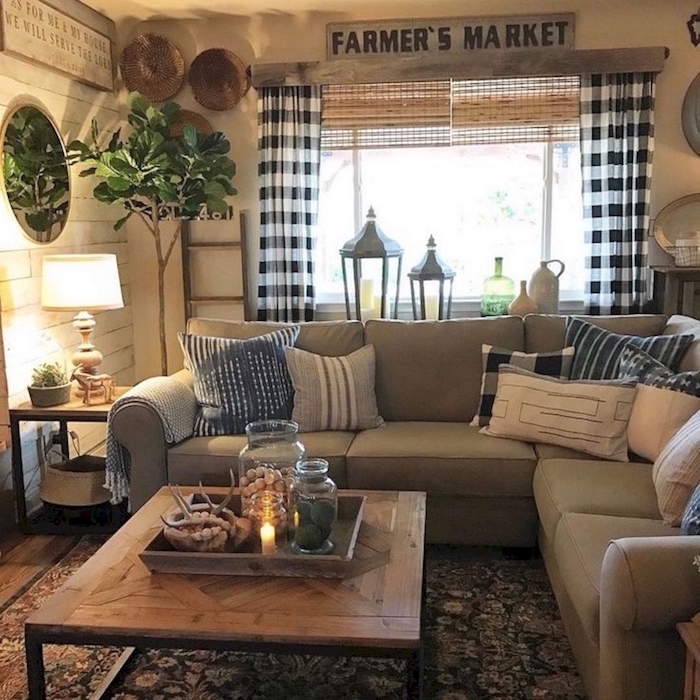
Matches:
[316,77,584,303]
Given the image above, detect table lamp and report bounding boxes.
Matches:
[40,254,124,376]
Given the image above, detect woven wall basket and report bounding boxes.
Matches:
[188,48,249,111]
[120,33,185,102]
[170,109,213,138]
[39,455,111,507]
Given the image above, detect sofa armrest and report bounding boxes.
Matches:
[110,371,196,512]
[598,536,700,700]
[602,536,700,631]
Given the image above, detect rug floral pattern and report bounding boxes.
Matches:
[0,540,586,699]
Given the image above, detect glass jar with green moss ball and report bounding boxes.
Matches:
[289,458,338,555]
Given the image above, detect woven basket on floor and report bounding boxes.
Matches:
[39,455,110,507]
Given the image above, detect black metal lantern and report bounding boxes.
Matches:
[408,236,456,320]
[340,207,403,320]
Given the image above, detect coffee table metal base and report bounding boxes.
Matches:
[25,629,423,699]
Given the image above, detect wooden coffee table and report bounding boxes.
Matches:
[25,488,426,699]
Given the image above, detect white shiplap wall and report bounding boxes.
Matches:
[0,27,135,530]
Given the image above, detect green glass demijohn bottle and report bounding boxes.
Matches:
[480,257,515,317]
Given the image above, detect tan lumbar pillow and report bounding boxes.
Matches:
[482,364,637,461]
[653,410,700,526]
[627,384,700,462]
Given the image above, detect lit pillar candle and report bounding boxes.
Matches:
[425,293,439,320]
[260,522,276,554]
[360,278,375,309]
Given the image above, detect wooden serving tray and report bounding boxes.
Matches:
[139,493,366,578]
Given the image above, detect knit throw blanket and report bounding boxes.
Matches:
[105,377,198,505]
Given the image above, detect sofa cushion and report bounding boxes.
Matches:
[284,344,384,432]
[167,431,356,488]
[346,421,536,497]
[364,316,524,422]
[653,409,700,526]
[533,443,606,461]
[565,317,693,380]
[185,318,365,357]
[483,365,637,461]
[554,512,677,644]
[533,458,660,543]
[524,314,668,354]
[179,327,299,436]
[470,344,574,427]
[664,314,700,372]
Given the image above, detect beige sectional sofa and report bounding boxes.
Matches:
[111,313,700,700]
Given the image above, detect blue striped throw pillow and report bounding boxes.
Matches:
[565,318,693,380]
[178,327,299,436]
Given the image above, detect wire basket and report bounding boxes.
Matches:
[669,245,700,267]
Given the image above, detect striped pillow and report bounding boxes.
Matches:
[565,317,693,380]
[284,344,385,432]
[653,410,700,526]
[179,327,299,436]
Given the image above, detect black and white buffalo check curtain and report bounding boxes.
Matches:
[257,86,322,321]
[580,72,656,314]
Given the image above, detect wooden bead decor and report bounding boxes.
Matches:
[119,33,185,102]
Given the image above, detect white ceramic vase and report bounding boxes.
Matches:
[528,260,565,314]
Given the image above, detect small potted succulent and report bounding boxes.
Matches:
[28,362,72,407]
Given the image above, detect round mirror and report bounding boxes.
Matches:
[1,104,70,243]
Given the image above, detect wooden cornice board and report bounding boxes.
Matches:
[252,46,668,87]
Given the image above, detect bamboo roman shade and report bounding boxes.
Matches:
[322,76,580,149]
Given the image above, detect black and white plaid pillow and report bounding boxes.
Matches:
[179,327,300,436]
[566,318,694,380]
[470,344,575,427]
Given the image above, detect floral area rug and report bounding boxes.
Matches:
[0,539,586,700]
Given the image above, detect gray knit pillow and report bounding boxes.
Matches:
[284,344,384,432]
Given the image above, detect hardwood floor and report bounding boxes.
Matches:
[0,529,80,605]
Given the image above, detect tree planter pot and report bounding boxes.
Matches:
[28,383,72,407]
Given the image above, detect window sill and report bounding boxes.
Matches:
[313,298,585,320]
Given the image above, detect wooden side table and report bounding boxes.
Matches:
[677,619,700,700]
[652,266,700,316]
[9,388,130,535]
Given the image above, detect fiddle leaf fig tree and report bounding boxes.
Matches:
[68,93,236,375]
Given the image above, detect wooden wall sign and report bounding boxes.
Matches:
[0,0,114,90]
[327,13,575,60]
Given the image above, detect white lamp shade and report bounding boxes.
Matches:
[41,254,124,312]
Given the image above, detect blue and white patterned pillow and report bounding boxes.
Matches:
[681,482,700,535]
[178,327,299,436]
[565,318,693,380]
[618,345,700,396]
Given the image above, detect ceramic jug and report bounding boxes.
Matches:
[528,260,565,314]
[508,281,538,317]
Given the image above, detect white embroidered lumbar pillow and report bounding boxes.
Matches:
[482,365,637,461]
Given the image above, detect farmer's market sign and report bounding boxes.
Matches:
[0,0,113,90]
[327,14,575,60]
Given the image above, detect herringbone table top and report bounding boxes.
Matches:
[27,488,426,651]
